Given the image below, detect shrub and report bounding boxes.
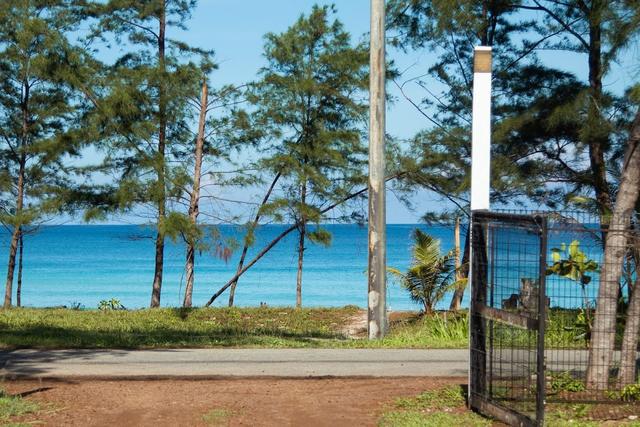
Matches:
[98,298,126,311]
[388,229,463,313]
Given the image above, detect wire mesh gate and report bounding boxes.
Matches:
[469,211,547,426]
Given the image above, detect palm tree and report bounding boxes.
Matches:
[388,229,462,313]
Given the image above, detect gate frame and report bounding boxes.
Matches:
[469,210,548,426]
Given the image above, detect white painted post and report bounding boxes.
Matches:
[468,46,492,409]
[470,46,492,211]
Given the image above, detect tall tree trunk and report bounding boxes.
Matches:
[296,181,307,308]
[5,80,29,309]
[618,272,640,387]
[4,224,21,309]
[183,81,208,308]
[16,232,23,308]
[151,6,167,308]
[228,172,281,307]
[450,222,470,310]
[586,110,640,390]
[586,4,612,215]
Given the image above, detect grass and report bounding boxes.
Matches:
[202,408,234,426]
[380,386,640,426]
[0,306,470,349]
[0,306,359,349]
[356,312,468,349]
[379,411,491,427]
[545,403,640,426]
[0,305,629,350]
[0,389,40,424]
[394,385,466,410]
[379,385,491,427]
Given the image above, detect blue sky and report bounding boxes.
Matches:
[138,0,437,224]
[94,0,639,224]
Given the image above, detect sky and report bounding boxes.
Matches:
[178,0,436,224]
[90,0,639,224]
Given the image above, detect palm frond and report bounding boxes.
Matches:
[387,228,459,313]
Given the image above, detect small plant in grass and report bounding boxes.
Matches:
[607,383,640,402]
[69,301,84,310]
[549,371,586,393]
[620,383,640,401]
[98,298,126,311]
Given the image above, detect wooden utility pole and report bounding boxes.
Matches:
[368,0,387,339]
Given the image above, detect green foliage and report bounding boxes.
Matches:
[386,0,640,216]
[344,312,468,349]
[545,309,589,347]
[549,372,587,394]
[388,230,461,313]
[547,241,599,284]
[85,0,250,306]
[619,383,640,402]
[98,298,126,311]
[247,4,369,255]
[0,1,100,305]
[547,240,599,340]
[0,389,40,422]
[608,383,640,402]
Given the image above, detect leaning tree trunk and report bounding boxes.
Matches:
[586,110,640,390]
[183,81,208,308]
[296,181,307,309]
[228,172,281,307]
[207,185,370,306]
[150,5,167,308]
[618,271,640,387]
[449,222,470,311]
[16,232,23,307]
[205,173,405,306]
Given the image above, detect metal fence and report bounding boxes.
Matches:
[469,210,640,426]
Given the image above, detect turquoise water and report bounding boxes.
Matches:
[0,224,466,310]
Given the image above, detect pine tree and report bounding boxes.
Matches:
[89,0,211,307]
[247,5,368,307]
[386,1,639,311]
[0,0,95,308]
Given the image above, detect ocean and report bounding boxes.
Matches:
[0,224,465,310]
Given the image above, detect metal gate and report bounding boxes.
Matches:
[469,211,547,426]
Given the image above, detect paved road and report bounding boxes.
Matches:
[0,349,469,379]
